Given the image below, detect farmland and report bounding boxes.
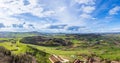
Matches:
[0,32,120,63]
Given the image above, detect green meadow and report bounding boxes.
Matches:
[0,33,120,62]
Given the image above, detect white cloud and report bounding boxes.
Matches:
[73,0,96,20]
[43,10,55,17]
[53,5,86,26]
[75,0,95,5]
[98,27,120,33]
[0,0,57,31]
[29,0,38,6]
[0,17,24,26]
[58,6,67,12]
[81,5,95,14]
[0,0,97,33]
[0,0,54,18]
[80,13,92,18]
[79,5,95,19]
[109,6,120,15]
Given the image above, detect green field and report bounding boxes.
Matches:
[0,39,120,62]
[0,34,120,62]
[0,38,50,63]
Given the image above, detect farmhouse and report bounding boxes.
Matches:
[49,54,69,63]
[73,59,84,63]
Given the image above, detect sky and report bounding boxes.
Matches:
[0,0,120,33]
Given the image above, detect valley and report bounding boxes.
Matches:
[0,32,120,63]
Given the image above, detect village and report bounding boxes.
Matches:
[49,54,120,63]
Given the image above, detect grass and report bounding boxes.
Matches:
[29,44,91,61]
[29,42,120,61]
[0,42,29,54]
[0,38,120,62]
[0,41,89,61]
[0,42,51,63]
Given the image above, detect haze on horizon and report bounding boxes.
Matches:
[0,0,120,33]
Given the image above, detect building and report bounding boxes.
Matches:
[73,59,84,63]
[49,54,69,63]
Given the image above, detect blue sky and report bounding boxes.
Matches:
[0,0,120,33]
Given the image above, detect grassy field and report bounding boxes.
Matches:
[0,41,50,63]
[0,36,120,62]
[0,38,51,63]
[28,42,120,61]
[0,42,89,62]
[0,42,29,54]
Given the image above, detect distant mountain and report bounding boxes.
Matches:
[0,31,120,38]
[0,32,38,38]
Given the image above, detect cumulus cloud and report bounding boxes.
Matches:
[0,0,55,31]
[28,24,35,29]
[109,6,120,15]
[47,24,67,29]
[81,5,95,14]
[110,28,120,32]
[0,23,5,28]
[0,0,97,32]
[0,0,55,20]
[12,23,24,28]
[1,0,117,33]
[67,26,86,31]
[73,0,96,19]
[75,0,95,5]
[80,13,92,18]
